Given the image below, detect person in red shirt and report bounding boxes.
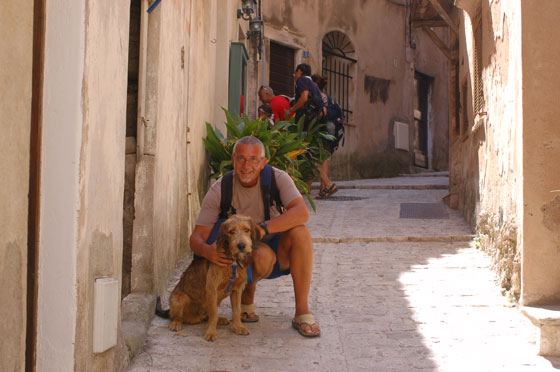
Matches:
[258,86,292,122]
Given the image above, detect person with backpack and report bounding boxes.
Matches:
[189,136,321,338]
[288,63,324,130]
[258,85,292,122]
[311,74,344,199]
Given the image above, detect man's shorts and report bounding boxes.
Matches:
[262,233,291,280]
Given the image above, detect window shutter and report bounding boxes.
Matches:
[228,42,249,116]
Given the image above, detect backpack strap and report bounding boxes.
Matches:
[279,94,292,103]
[260,165,273,221]
[269,166,284,216]
[260,164,284,221]
[220,165,283,223]
[220,171,236,219]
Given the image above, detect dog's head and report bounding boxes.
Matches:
[216,215,259,266]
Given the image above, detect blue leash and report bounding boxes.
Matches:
[224,265,252,294]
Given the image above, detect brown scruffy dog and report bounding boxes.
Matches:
[156,214,258,341]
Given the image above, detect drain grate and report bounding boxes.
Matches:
[320,196,368,201]
[399,202,449,219]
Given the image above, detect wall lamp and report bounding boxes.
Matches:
[237,0,257,21]
[247,17,263,40]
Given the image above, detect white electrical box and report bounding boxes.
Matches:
[93,277,119,353]
[394,121,409,151]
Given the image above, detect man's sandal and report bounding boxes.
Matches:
[240,303,259,323]
[291,314,321,337]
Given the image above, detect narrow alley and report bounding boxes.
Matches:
[126,174,559,372]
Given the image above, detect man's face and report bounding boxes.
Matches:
[258,90,271,103]
[232,144,267,187]
[294,69,303,81]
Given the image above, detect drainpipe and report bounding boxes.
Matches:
[27,0,45,370]
[259,0,267,85]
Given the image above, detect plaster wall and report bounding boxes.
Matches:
[521,0,560,305]
[262,0,449,179]
[0,1,33,371]
[450,0,523,298]
[150,0,192,296]
[72,1,131,370]
[37,0,85,369]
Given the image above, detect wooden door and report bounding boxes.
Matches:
[269,42,294,97]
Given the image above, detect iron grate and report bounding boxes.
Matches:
[399,203,449,219]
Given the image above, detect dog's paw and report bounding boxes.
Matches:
[218,317,230,325]
[204,330,218,341]
[233,325,249,335]
[169,320,183,331]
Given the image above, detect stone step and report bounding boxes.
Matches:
[311,184,448,190]
[521,305,560,356]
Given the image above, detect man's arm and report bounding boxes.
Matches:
[258,197,309,236]
[289,90,309,114]
[190,225,233,267]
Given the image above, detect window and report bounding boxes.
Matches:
[322,31,356,123]
[228,42,249,116]
[269,41,294,97]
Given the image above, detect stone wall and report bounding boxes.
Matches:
[0,1,33,371]
[451,1,523,299]
[520,0,560,305]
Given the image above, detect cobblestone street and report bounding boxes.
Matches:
[126,174,560,372]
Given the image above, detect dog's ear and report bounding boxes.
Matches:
[251,219,260,250]
[216,221,229,253]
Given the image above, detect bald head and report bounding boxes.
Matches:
[258,86,274,103]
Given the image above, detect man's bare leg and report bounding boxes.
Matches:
[241,243,275,321]
[278,225,320,335]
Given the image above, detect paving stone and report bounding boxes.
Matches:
[126,176,560,372]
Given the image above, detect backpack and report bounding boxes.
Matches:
[219,164,284,221]
[302,91,324,121]
[325,95,345,151]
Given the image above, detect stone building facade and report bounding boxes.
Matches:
[449,0,560,310]
[260,0,450,179]
[2,1,451,371]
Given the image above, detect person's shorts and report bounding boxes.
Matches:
[262,233,291,279]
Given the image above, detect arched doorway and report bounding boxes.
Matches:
[321,31,357,123]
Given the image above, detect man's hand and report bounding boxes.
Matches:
[202,243,233,267]
[257,224,266,239]
[190,225,233,267]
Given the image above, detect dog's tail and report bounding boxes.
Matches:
[155,296,170,319]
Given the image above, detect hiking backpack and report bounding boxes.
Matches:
[302,91,324,121]
[326,95,345,151]
[219,164,284,221]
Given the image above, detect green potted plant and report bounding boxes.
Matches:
[203,109,333,210]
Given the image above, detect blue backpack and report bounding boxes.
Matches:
[326,95,345,151]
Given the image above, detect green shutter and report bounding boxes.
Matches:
[228,42,249,115]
